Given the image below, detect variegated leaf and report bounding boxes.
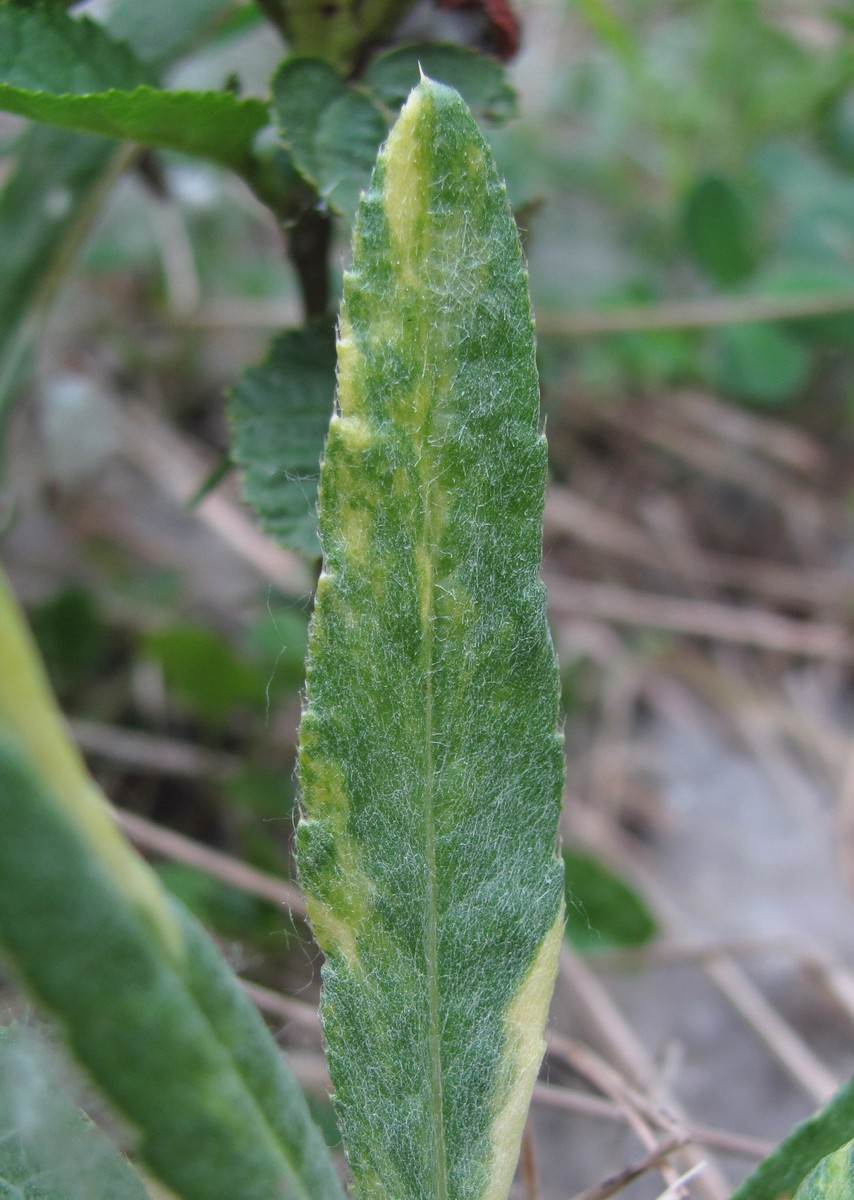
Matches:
[298,79,565,1200]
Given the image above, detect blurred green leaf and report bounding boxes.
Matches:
[220,765,296,821]
[29,587,109,700]
[245,605,309,692]
[363,44,517,122]
[143,624,268,725]
[0,7,269,173]
[228,325,336,556]
[155,861,277,939]
[682,174,757,285]
[572,0,637,61]
[794,1140,854,1200]
[0,6,151,92]
[733,1077,854,1200]
[564,849,657,951]
[0,0,249,435]
[104,0,237,67]
[710,322,811,405]
[824,91,854,172]
[0,1025,148,1200]
[272,57,386,217]
[0,125,120,430]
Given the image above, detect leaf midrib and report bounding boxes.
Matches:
[420,364,449,1200]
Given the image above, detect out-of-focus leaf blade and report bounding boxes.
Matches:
[0,570,344,1200]
[682,174,758,286]
[794,1139,854,1200]
[228,325,336,556]
[710,322,811,405]
[732,1080,854,1200]
[272,57,386,218]
[363,44,517,122]
[0,1025,149,1200]
[0,0,250,433]
[0,6,151,93]
[563,849,657,952]
[297,80,565,1200]
[0,125,124,424]
[104,0,237,67]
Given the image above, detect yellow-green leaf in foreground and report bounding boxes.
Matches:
[298,79,565,1200]
[0,569,344,1200]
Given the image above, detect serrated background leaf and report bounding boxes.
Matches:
[0,1025,148,1200]
[364,44,517,122]
[229,325,336,556]
[298,80,564,1200]
[0,0,244,437]
[0,86,269,174]
[0,6,151,92]
[272,58,387,217]
[0,9,268,172]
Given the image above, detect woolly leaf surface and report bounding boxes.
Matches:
[0,570,344,1200]
[298,79,565,1200]
[228,325,336,556]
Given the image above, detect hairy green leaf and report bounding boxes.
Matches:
[0,1025,148,1200]
[272,58,387,217]
[564,849,657,952]
[0,571,344,1200]
[228,325,336,555]
[794,1139,854,1200]
[364,44,517,122]
[298,80,565,1200]
[732,1078,854,1200]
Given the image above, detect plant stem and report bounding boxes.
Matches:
[287,207,333,322]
